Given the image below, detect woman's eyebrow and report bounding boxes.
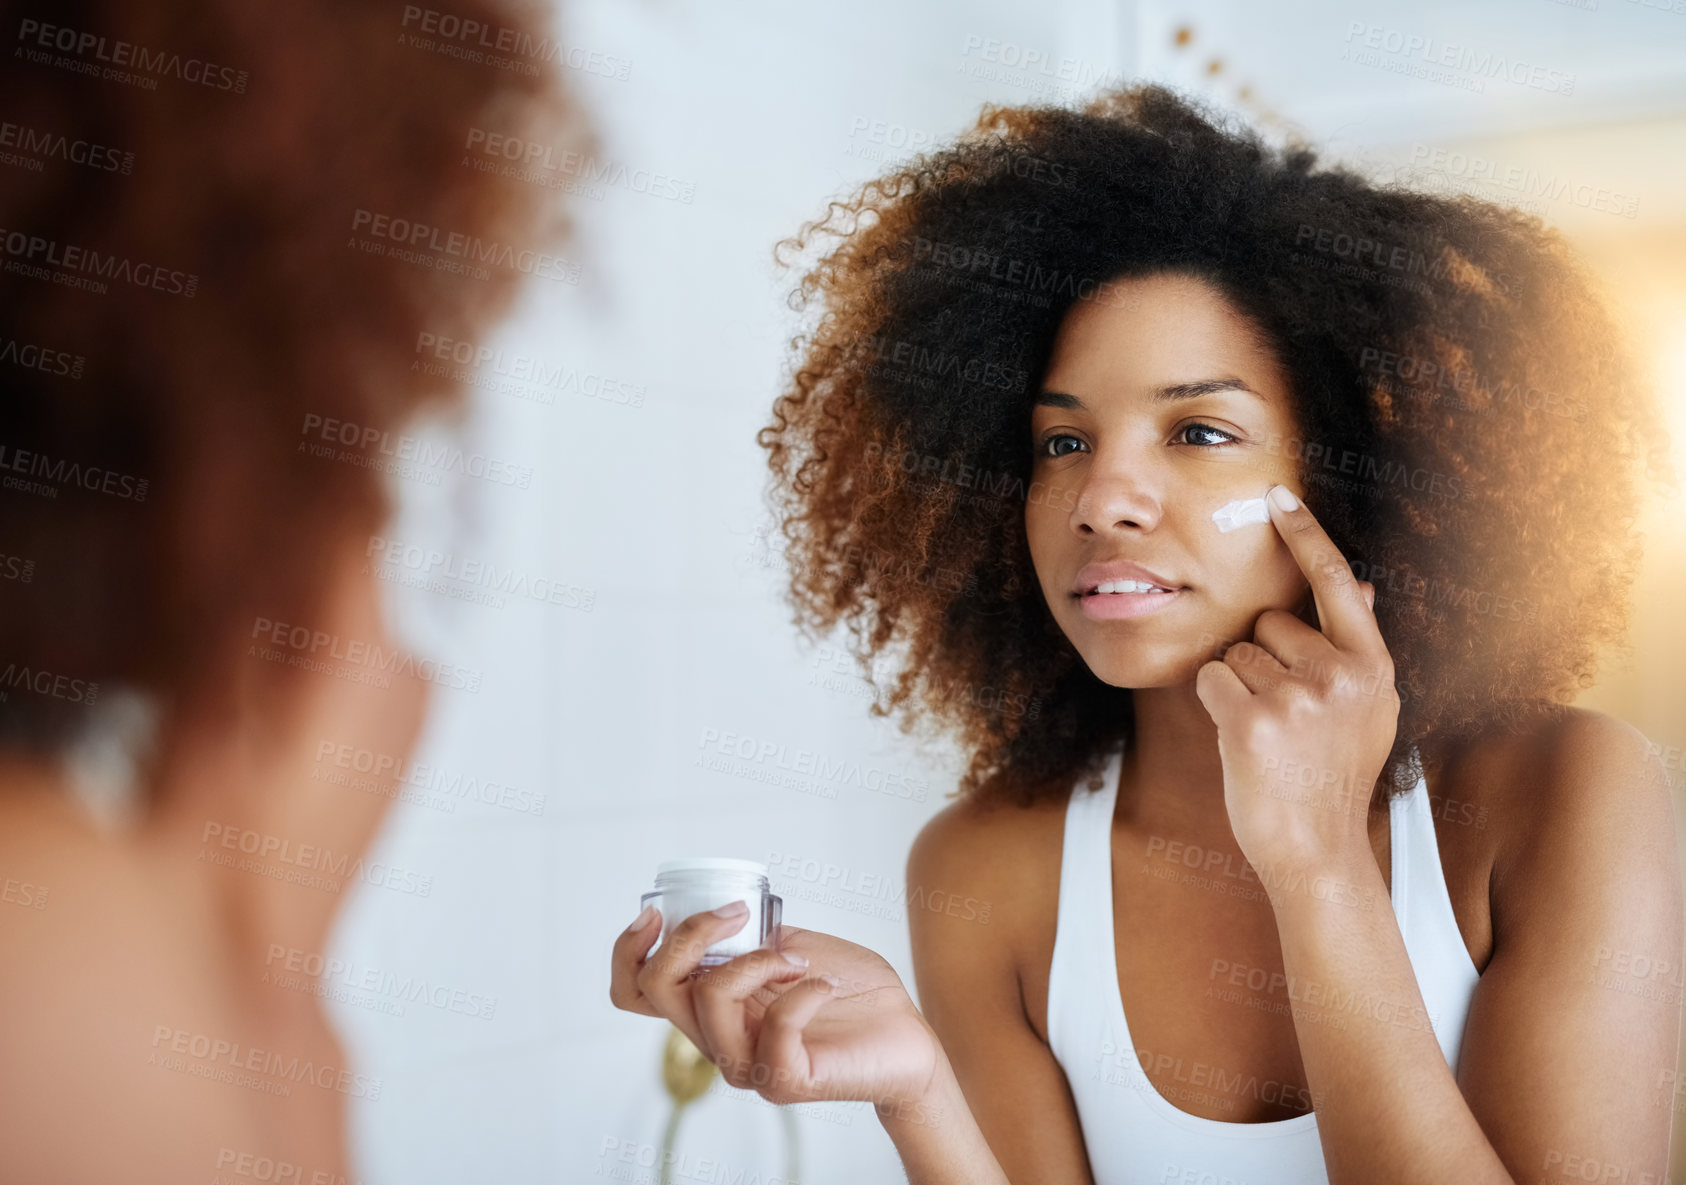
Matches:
[1033,391,1085,409]
[1033,377,1266,409]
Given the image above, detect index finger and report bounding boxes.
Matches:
[637,906,755,1052]
[1264,484,1384,658]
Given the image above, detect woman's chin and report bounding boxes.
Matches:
[1084,652,1209,691]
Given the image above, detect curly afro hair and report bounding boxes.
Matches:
[756,84,1675,810]
[0,0,581,767]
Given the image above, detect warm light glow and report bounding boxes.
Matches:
[1665,333,1686,480]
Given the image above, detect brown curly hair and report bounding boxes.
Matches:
[0,0,582,763]
[756,84,1676,810]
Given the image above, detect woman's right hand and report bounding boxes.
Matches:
[608,903,946,1122]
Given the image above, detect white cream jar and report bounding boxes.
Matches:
[641,857,784,968]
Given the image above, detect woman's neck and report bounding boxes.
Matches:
[1116,681,1241,848]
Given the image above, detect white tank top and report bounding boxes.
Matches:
[1046,741,1481,1184]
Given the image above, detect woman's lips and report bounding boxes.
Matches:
[1074,587,1185,620]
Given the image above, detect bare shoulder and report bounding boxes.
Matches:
[907,782,1069,943]
[903,778,1099,1185]
[0,788,308,1184]
[901,777,1101,1185]
[1449,705,1671,836]
[1445,710,1680,1175]
[0,786,155,955]
[1444,705,1678,934]
[0,794,196,1175]
[904,775,1077,1042]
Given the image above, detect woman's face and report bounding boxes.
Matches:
[1025,271,1310,689]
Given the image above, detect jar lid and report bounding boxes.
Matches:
[655,857,769,877]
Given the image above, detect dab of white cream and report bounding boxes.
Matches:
[1212,496,1272,533]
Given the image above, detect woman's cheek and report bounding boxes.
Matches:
[1203,526,1298,620]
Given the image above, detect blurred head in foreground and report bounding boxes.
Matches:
[0,0,579,1178]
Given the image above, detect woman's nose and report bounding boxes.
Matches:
[1070,458,1163,535]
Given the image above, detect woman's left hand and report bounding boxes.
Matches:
[1193,484,1401,890]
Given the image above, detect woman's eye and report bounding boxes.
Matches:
[1035,433,1086,459]
[1178,422,1240,448]
[1036,424,1240,457]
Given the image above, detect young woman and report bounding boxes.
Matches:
[609,85,1681,1184]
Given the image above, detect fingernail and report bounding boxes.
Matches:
[625,905,657,934]
[711,900,749,918]
[781,951,808,969]
[820,973,842,987]
[1269,484,1298,511]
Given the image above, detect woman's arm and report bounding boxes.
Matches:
[1199,486,1681,1185]
[1447,711,1680,1181]
[876,1053,1013,1185]
[900,799,1097,1185]
[1270,709,1680,1185]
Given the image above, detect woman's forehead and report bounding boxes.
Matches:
[1039,276,1291,410]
